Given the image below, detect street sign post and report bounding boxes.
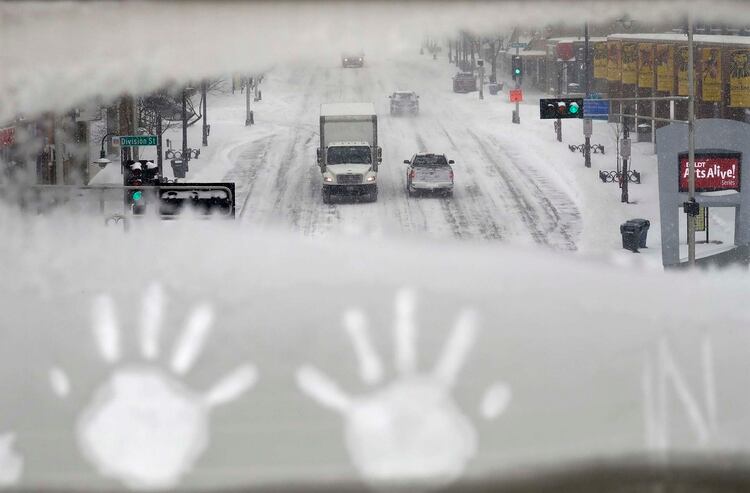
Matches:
[119,135,158,147]
[584,99,609,121]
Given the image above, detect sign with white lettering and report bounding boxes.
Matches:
[678,152,741,192]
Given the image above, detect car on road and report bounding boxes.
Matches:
[341,53,364,68]
[404,153,454,197]
[389,91,419,116]
[452,72,477,93]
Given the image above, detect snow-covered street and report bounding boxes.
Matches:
[148,55,584,251]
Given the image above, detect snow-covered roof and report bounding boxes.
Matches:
[517,50,547,57]
[327,141,370,146]
[607,33,750,46]
[321,102,375,117]
[547,37,608,44]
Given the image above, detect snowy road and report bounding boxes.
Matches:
[218,55,581,250]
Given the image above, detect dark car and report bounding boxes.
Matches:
[389,91,419,116]
[452,72,477,93]
[341,54,364,68]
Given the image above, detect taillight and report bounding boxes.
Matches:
[449,170,454,181]
[409,170,416,179]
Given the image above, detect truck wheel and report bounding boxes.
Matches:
[322,190,332,204]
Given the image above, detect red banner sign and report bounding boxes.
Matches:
[0,127,15,149]
[679,152,741,192]
[556,42,574,61]
[509,89,523,102]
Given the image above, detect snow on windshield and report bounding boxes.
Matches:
[3,1,750,491]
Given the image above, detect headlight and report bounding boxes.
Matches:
[358,58,362,62]
[324,175,334,183]
[366,175,376,182]
[344,58,348,62]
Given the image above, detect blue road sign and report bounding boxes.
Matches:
[584,99,609,120]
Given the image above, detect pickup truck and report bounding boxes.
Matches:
[404,153,454,197]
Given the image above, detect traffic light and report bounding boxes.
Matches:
[539,98,584,119]
[511,55,522,80]
[124,160,159,214]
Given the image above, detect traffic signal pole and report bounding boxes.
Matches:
[182,86,188,172]
[514,44,520,124]
[583,22,592,168]
[687,14,696,267]
[202,80,208,147]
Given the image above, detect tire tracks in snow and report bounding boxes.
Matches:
[467,129,578,250]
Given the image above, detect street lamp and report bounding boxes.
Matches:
[94,132,116,168]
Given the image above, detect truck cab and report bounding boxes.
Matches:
[317,103,381,203]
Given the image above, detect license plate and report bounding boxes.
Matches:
[346,186,358,192]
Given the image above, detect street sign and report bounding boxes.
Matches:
[583,118,593,137]
[111,136,120,147]
[119,135,158,147]
[510,42,528,49]
[509,89,523,103]
[584,99,609,120]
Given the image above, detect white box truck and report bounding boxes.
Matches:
[317,103,381,203]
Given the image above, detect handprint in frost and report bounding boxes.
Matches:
[296,288,511,489]
[49,284,258,490]
[0,432,22,487]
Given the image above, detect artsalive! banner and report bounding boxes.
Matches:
[621,43,637,85]
[701,47,722,102]
[607,40,621,82]
[729,49,750,107]
[638,43,655,89]
[679,152,741,193]
[594,43,608,79]
[656,44,674,93]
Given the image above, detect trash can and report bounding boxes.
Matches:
[620,218,650,252]
[488,83,500,95]
[637,123,652,143]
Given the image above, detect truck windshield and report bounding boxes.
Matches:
[327,146,371,164]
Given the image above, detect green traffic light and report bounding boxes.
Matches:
[568,103,580,114]
[514,68,521,75]
[132,191,143,201]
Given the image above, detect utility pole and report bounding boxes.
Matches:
[621,124,630,203]
[583,22,592,168]
[478,61,484,100]
[202,80,208,146]
[132,96,139,161]
[514,43,521,124]
[245,76,253,126]
[156,111,163,179]
[556,65,562,140]
[182,86,189,172]
[687,13,697,266]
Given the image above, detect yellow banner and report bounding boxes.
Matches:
[656,44,674,93]
[638,43,655,89]
[676,46,697,96]
[622,43,637,85]
[594,43,608,79]
[607,40,621,82]
[729,49,750,107]
[701,47,722,102]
